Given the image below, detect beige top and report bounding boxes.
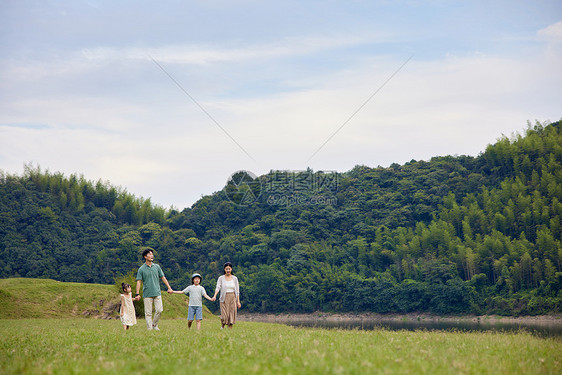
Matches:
[215,275,239,303]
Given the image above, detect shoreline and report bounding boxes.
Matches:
[238,312,562,325]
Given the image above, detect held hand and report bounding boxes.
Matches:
[211,297,216,302]
[167,288,173,294]
[134,296,141,301]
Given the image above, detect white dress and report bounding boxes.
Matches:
[120,294,137,326]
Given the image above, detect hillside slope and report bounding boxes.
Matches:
[0,278,216,320]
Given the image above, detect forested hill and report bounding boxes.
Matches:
[1,120,561,315]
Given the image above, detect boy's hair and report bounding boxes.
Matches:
[121,283,131,293]
[142,248,154,259]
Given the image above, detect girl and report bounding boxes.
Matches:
[120,283,137,331]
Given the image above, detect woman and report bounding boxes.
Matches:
[212,262,241,329]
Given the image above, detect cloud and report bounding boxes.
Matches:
[212,50,560,172]
[2,5,561,209]
[537,21,562,44]
[77,33,392,65]
[4,46,558,209]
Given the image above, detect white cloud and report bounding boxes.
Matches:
[75,32,392,66]
[537,21,562,44]
[5,46,559,209]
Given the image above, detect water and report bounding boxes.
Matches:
[280,318,562,338]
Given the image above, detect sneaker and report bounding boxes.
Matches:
[153,326,160,331]
[147,327,153,331]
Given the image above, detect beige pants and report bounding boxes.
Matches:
[143,295,163,329]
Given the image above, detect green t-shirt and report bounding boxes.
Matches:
[136,263,165,298]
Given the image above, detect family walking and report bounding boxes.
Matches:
[122,248,241,331]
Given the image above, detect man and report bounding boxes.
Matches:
[134,248,173,330]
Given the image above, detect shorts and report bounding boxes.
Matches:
[188,305,203,321]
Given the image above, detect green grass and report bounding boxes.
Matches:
[1,279,560,374]
[0,319,559,374]
[0,278,215,320]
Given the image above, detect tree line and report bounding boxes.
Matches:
[0,120,560,315]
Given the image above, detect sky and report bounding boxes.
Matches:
[1,1,561,210]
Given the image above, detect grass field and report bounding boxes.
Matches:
[1,318,560,375]
[1,278,560,374]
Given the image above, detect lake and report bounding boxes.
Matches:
[239,314,562,338]
[282,318,562,338]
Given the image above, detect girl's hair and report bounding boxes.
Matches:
[121,283,131,293]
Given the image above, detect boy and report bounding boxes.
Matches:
[172,273,214,330]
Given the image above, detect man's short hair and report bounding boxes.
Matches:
[142,248,154,259]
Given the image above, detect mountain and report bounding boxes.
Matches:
[1,120,561,315]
